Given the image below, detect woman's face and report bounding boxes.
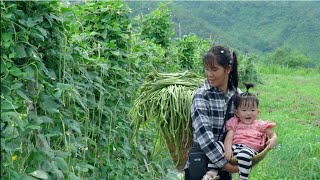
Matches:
[205,60,231,90]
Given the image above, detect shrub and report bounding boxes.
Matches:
[269,46,311,68]
[238,54,261,86]
[138,3,175,47]
[170,34,211,71]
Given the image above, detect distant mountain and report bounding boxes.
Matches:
[126,1,320,64]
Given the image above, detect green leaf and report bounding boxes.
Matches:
[3,125,19,139]
[31,32,44,41]
[29,170,49,179]
[89,31,100,36]
[57,83,72,91]
[54,157,68,171]
[36,26,48,37]
[40,96,59,114]
[16,90,32,103]
[3,41,11,48]
[10,66,23,76]
[1,61,8,74]
[15,44,28,58]
[1,111,19,121]
[40,147,55,158]
[120,34,129,40]
[55,151,69,159]
[69,172,79,180]
[48,69,57,80]
[38,116,53,123]
[111,65,122,71]
[26,17,37,28]
[75,163,95,173]
[53,89,62,98]
[20,175,38,180]
[4,13,13,19]
[36,60,49,76]
[37,134,49,147]
[2,33,12,42]
[22,65,35,80]
[18,19,26,26]
[66,119,81,134]
[111,51,120,56]
[1,100,17,110]
[10,82,23,90]
[74,94,86,109]
[26,125,41,130]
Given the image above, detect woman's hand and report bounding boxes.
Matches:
[224,163,239,173]
[224,148,233,161]
[202,170,219,180]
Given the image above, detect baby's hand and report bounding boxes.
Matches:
[224,149,233,161]
[266,137,277,149]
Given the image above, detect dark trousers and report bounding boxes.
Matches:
[184,168,232,180]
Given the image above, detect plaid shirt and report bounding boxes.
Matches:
[190,79,236,169]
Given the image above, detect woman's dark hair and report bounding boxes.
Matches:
[233,83,259,108]
[203,45,239,90]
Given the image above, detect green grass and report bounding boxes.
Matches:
[247,69,320,179]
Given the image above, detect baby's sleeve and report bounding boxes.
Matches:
[226,117,237,131]
[260,121,276,132]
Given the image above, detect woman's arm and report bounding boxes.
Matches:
[224,130,234,161]
[265,128,277,149]
[224,163,239,173]
[191,89,228,169]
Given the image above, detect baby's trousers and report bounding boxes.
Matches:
[232,144,258,180]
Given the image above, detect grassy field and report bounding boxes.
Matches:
[246,66,320,180]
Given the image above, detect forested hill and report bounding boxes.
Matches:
[126,1,320,64]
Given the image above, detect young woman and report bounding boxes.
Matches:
[224,83,277,180]
[185,45,239,180]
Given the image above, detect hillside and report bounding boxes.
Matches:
[126,1,320,64]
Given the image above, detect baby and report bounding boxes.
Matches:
[224,83,277,180]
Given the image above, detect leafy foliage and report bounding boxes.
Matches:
[170,35,210,71]
[1,1,177,179]
[238,54,261,86]
[1,1,70,179]
[137,3,174,47]
[267,46,311,68]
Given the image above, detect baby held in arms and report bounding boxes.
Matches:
[224,83,277,180]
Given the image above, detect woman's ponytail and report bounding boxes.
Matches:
[228,51,239,90]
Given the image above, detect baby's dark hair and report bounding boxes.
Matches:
[233,83,259,108]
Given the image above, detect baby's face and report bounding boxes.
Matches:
[235,104,259,124]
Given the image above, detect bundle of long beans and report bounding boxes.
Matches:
[129,70,204,170]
